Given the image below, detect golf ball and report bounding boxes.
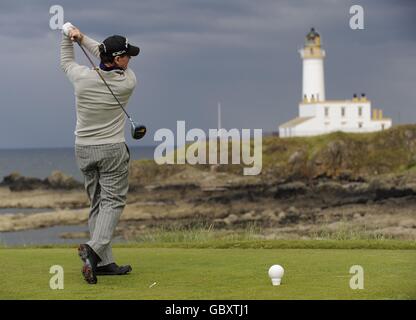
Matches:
[268,265,284,286]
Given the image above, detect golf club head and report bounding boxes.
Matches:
[131,122,147,140]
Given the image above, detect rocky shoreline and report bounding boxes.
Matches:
[2,126,416,240]
[1,167,416,240]
[0,171,83,191]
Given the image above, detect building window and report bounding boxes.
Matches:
[358,122,363,128]
[358,107,363,117]
[341,107,346,117]
[341,121,347,126]
[325,107,329,117]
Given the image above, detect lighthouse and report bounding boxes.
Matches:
[300,27,325,102]
[278,28,392,137]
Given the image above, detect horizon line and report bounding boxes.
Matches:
[0,145,159,150]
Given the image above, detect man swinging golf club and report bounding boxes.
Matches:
[60,22,141,284]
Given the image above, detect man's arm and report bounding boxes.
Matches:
[65,24,100,59]
[60,35,83,81]
[60,25,90,82]
[81,35,101,59]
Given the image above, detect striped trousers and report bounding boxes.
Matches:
[75,142,130,266]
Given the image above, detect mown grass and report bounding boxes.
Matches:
[0,247,415,299]
[1,226,415,299]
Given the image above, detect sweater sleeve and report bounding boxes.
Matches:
[81,35,101,59]
[60,35,85,83]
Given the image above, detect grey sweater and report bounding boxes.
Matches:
[60,35,137,145]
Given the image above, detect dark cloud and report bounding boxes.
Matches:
[0,0,415,148]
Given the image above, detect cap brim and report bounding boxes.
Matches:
[127,45,140,56]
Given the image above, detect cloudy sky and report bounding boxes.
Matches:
[0,0,415,148]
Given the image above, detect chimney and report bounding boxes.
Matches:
[353,93,358,102]
[372,109,377,120]
[361,93,367,101]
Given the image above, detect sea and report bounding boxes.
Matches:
[0,146,155,246]
[0,146,156,182]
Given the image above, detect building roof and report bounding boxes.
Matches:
[279,116,314,128]
[300,99,371,105]
[372,118,392,122]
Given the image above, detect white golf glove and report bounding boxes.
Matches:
[62,22,75,37]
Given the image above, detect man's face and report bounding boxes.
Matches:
[114,55,131,70]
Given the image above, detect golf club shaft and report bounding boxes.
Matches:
[75,39,133,123]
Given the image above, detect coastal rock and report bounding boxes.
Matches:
[398,219,416,229]
[308,140,350,178]
[241,211,258,221]
[261,210,279,222]
[274,181,307,198]
[277,207,300,224]
[46,171,83,190]
[288,150,308,178]
[1,171,82,191]
[223,214,239,225]
[0,209,88,232]
[369,177,416,200]
[1,172,45,191]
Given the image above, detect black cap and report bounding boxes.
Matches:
[99,35,140,57]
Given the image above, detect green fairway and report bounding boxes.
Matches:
[0,244,415,299]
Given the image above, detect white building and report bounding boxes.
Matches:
[279,28,392,138]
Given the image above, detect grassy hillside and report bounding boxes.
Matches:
[261,125,416,179]
[130,125,416,185]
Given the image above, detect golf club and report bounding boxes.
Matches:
[75,39,146,140]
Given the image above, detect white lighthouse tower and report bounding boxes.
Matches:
[300,27,325,102]
[278,28,392,137]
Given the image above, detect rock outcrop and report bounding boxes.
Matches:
[1,171,82,191]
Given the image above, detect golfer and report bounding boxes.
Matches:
[60,23,140,284]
